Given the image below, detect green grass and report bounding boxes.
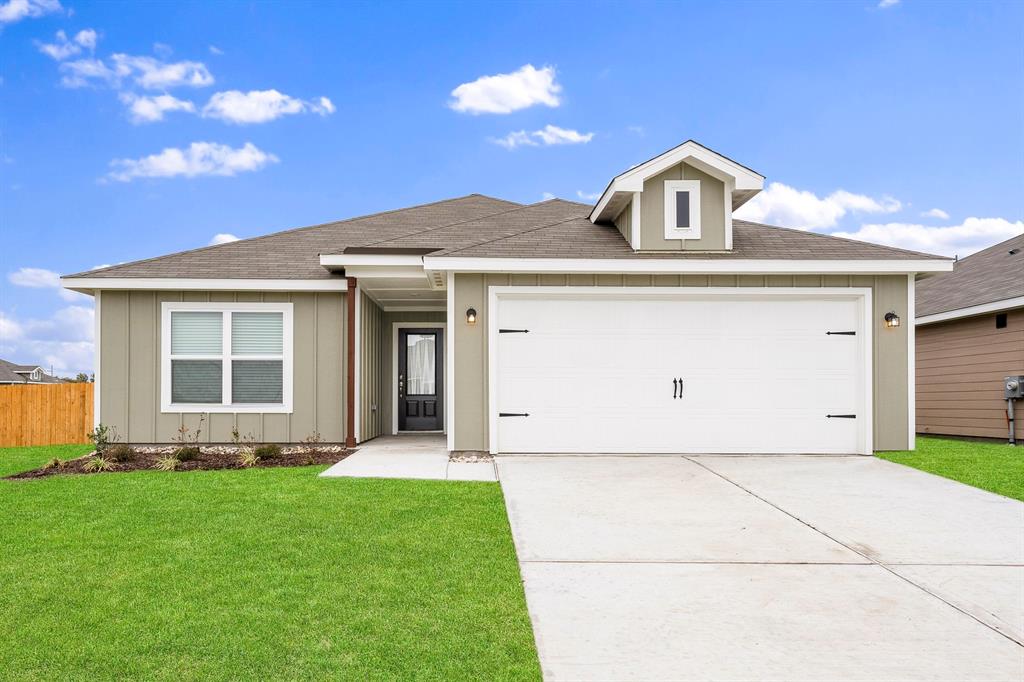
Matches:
[878,436,1024,501]
[0,443,93,477]
[0,449,540,681]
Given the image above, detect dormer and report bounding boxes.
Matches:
[590,140,764,252]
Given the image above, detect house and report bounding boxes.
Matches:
[0,359,62,385]
[915,234,1024,440]
[62,140,953,455]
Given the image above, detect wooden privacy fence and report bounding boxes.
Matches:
[0,383,94,447]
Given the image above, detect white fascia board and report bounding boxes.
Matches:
[341,265,430,280]
[319,254,425,268]
[422,256,955,275]
[915,295,1024,326]
[62,277,348,292]
[590,141,765,223]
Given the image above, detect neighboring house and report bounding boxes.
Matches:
[915,234,1024,440]
[62,140,952,454]
[0,359,62,385]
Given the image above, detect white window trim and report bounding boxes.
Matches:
[664,179,701,240]
[487,286,874,457]
[160,301,294,414]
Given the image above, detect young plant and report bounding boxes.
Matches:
[153,455,180,472]
[254,444,281,460]
[106,444,135,463]
[300,431,324,453]
[173,415,205,462]
[87,424,120,454]
[237,450,260,468]
[83,455,116,473]
[42,458,65,471]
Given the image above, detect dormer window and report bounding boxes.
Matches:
[664,179,701,239]
[30,368,41,381]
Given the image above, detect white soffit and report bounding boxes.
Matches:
[590,140,765,224]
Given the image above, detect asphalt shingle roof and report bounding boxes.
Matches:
[0,359,61,384]
[916,233,1024,317]
[65,194,948,281]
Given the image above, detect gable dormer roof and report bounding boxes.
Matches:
[589,140,765,224]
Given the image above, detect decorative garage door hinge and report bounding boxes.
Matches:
[499,329,529,334]
[825,331,856,336]
[826,414,857,419]
[499,412,530,417]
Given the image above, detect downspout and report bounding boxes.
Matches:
[346,276,357,448]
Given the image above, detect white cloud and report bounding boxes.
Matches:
[36,28,97,60]
[119,92,195,123]
[492,124,593,150]
[734,181,902,230]
[878,0,900,8]
[627,125,645,136]
[921,208,950,220]
[152,42,173,58]
[8,267,85,301]
[0,0,62,25]
[541,192,556,201]
[201,89,335,124]
[106,141,278,182]
[209,233,239,245]
[834,217,1023,258]
[576,190,601,201]
[208,45,224,55]
[450,64,561,115]
[0,306,95,375]
[111,54,214,89]
[59,57,117,87]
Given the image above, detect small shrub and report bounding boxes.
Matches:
[303,454,318,466]
[238,450,260,468]
[153,456,180,472]
[254,444,281,460]
[42,458,65,471]
[106,444,135,463]
[83,456,116,473]
[88,423,120,454]
[174,446,200,462]
[300,431,324,453]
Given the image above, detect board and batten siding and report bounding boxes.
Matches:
[99,290,345,443]
[640,162,727,251]
[358,291,447,442]
[453,273,910,452]
[916,308,1024,439]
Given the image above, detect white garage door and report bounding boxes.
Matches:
[492,291,869,455]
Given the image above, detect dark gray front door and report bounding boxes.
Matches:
[398,328,443,431]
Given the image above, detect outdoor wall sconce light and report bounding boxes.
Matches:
[466,308,477,325]
[884,311,900,328]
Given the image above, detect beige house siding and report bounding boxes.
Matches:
[916,308,1024,439]
[99,290,345,444]
[640,162,726,251]
[453,273,910,453]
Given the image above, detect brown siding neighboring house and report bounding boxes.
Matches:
[915,234,1024,440]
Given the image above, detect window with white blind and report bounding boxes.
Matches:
[161,302,293,413]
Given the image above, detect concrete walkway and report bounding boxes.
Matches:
[319,434,497,481]
[498,455,1024,681]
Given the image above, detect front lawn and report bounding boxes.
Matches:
[0,443,93,477]
[0,448,540,680]
[878,436,1024,502]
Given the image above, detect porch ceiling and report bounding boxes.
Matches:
[360,275,446,310]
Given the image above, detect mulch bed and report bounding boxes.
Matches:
[6,445,352,480]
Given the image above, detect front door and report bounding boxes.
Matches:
[398,328,443,431]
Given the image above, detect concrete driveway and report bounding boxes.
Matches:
[498,455,1024,681]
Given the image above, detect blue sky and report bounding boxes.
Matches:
[1,0,1022,375]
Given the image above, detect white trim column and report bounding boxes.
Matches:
[907,273,916,451]
[446,271,455,451]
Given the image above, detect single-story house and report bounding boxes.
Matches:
[915,233,1024,440]
[62,140,953,455]
[0,359,62,385]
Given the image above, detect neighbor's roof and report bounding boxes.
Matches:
[65,193,948,281]
[0,359,60,384]
[916,233,1024,317]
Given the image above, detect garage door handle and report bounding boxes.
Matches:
[499,412,530,417]
[826,331,856,336]
[672,378,678,399]
[499,329,529,334]
[826,414,856,419]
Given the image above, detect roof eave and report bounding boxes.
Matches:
[915,294,1024,326]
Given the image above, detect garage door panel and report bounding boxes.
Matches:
[495,294,866,455]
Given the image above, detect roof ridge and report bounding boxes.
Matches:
[64,194,519,279]
[733,219,950,260]
[951,231,1024,263]
[440,213,588,256]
